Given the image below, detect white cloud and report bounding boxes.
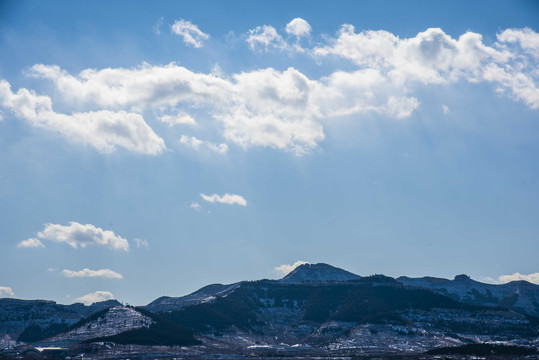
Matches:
[17,238,45,249]
[246,25,286,52]
[314,26,508,84]
[481,62,539,109]
[442,104,450,114]
[497,27,539,58]
[494,272,539,285]
[134,238,149,248]
[158,113,196,126]
[315,68,419,119]
[0,286,14,297]
[179,135,228,153]
[221,67,325,154]
[22,63,326,154]
[0,80,165,155]
[36,222,130,251]
[285,18,311,38]
[26,63,232,110]
[75,290,115,305]
[62,268,123,279]
[4,26,536,157]
[315,26,539,109]
[274,261,309,276]
[200,193,247,206]
[22,63,416,155]
[171,19,209,48]
[190,202,201,212]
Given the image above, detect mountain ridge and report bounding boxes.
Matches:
[2,263,539,357]
[397,274,539,317]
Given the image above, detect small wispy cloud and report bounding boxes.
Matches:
[274,261,309,276]
[180,135,228,153]
[153,16,164,35]
[200,193,247,206]
[17,238,45,249]
[62,268,123,279]
[0,286,14,297]
[158,113,196,126]
[171,19,209,48]
[442,104,450,114]
[75,291,115,305]
[134,238,149,248]
[190,202,201,212]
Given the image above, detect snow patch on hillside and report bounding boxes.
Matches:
[51,306,152,341]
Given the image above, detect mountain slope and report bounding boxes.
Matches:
[144,263,362,313]
[46,306,199,346]
[145,283,239,313]
[397,274,539,316]
[161,277,539,350]
[0,298,121,342]
[49,306,153,342]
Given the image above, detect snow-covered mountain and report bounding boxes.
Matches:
[397,274,539,317]
[157,276,538,354]
[279,263,361,283]
[41,305,199,347]
[2,264,539,357]
[49,306,153,342]
[145,283,239,312]
[0,298,121,344]
[145,263,361,313]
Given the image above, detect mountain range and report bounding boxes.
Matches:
[1,263,538,358]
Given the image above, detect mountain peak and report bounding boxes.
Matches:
[454,274,471,282]
[279,263,361,283]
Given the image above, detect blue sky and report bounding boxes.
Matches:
[0,0,538,305]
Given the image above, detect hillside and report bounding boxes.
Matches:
[397,274,539,317]
[0,298,121,343]
[44,306,199,346]
[159,277,538,352]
